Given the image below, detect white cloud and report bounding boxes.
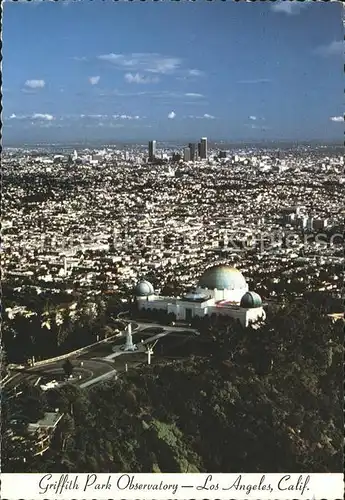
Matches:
[7,113,144,127]
[79,114,141,121]
[314,41,344,57]
[89,76,100,85]
[271,1,311,15]
[4,114,139,131]
[330,116,343,122]
[32,113,54,121]
[98,53,123,63]
[97,89,206,100]
[168,111,176,119]
[238,79,271,84]
[156,91,188,99]
[8,113,54,121]
[124,73,159,84]
[249,116,257,121]
[188,69,204,77]
[187,114,215,120]
[118,114,140,120]
[80,114,106,119]
[98,53,182,75]
[24,79,45,89]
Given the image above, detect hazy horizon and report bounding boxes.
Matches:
[3,138,343,150]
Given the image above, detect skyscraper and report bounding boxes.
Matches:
[189,143,197,161]
[148,140,156,161]
[184,147,191,162]
[200,137,207,159]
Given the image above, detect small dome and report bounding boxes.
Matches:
[240,291,262,308]
[134,280,154,297]
[198,265,247,290]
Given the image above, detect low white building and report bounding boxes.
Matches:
[134,264,265,327]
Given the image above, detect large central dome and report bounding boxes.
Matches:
[198,265,247,290]
[134,280,154,297]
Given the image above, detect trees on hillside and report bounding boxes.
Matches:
[3,301,343,473]
[2,293,126,364]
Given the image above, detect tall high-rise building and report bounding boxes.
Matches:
[189,143,197,161]
[184,147,191,162]
[200,137,207,159]
[148,140,156,161]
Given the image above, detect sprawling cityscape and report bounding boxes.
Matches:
[2,0,344,480]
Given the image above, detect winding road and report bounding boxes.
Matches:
[3,316,199,394]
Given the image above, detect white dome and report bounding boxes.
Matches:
[134,280,154,297]
[198,265,247,290]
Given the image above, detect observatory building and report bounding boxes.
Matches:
[134,265,265,327]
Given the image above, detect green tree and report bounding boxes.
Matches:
[62,359,74,379]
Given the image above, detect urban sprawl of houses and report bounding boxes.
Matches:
[2,139,344,458]
[3,140,343,304]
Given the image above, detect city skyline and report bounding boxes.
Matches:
[3,0,344,144]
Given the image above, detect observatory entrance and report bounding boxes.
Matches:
[185,308,193,322]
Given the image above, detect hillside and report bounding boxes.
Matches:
[3,302,343,473]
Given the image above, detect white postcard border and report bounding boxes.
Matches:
[1,473,344,500]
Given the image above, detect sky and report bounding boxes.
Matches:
[2,0,344,144]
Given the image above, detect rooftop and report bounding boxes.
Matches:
[27,412,63,432]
